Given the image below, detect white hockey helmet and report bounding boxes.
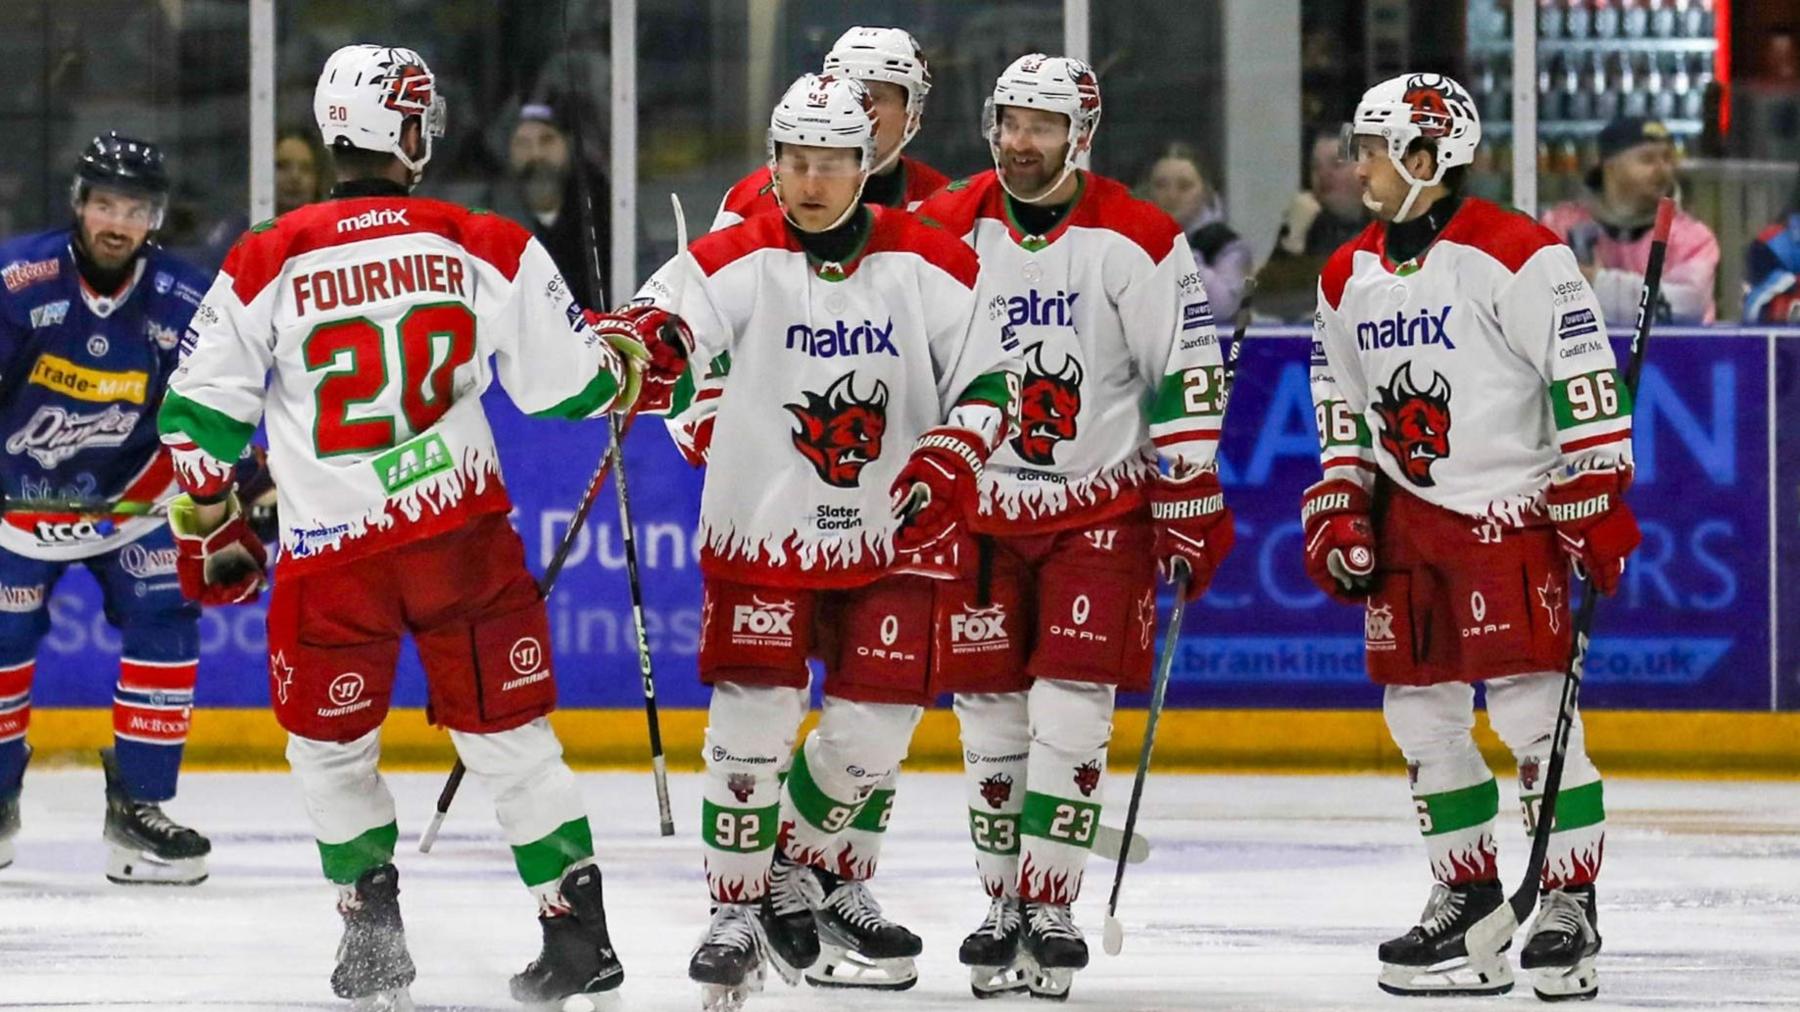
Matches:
[1347,73,1480,220]
[985,54,1102,203]
[314,45,446,176]
[822,26,931,172]
[767,73,877,231]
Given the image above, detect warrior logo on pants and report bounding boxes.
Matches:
[786,373,889,487]
[1011,343,1083,465]
[1374,362,1452,486]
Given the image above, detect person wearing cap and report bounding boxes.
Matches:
[0,132,216,885]
[1540,116,1720,325]
[485,99,612,308]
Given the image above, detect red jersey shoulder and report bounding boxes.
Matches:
[689,211,798,277]
[902,158,951,203]
[1069,173,1181,261]
[1442,197,1565,274]
[1320,221,1384,311]
[869,207,979,289]
[915,170,1000,236]
[721,167,778,219]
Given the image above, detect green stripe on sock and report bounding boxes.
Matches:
[511,818,595,887]
[968,809,1021,855]
[1019,791,1102,849]
[701,800,780,854]
[1416,778,1499,837]
[786,750,861,834]
[850,788,894,833]
[318,821,398,885]
[1523,780,1606,834]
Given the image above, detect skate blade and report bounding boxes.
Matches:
[1530,958,1599,1002]
[968,961,1030,999]
[521,992,623,1012]
[700,972,763,1012]
[1027,965,1074,1001]
[0,837,12,870]
[804,943,917,991]
[348,987,415,1012]
[105,846,207,886]
[1377,954,1515,996]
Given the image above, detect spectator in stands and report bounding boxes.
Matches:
[1143,142,1252,322]
[1745,170,1800,324]
[275,128,329,215]
[1256,126,1371,321]
[485,100,611,308]
[1541,116,1720,325]
[1733,28,1800,163]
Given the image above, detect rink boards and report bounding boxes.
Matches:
[28,327,1800,772]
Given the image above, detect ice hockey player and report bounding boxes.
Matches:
[709,26,946,233]
[610,72,1017,1010]
[915,55,1235,1000]
[156,45,685,1011]
[1303,73,1639,1001]
[0,133,214,885]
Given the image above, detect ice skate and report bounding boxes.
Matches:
[1377,880,1515,996]
[1020,901,1087,1001]
[0,743,26,871]
[690,902,768,1012]
[960,895,1029,998]
[759,851,823,982]
[100,748,209,885]
[1521,885,1601,1002]
[805,870,921,990]
[332,863,416,1011]
[511,864,626,1010]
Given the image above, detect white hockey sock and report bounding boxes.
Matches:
[955,691,1029,897]
[1018,678,1114,905]
[779,695,920,878]
[702,682,806,902]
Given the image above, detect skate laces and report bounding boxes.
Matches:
[769,857,824,917]
[1027,902,1081,941]
[1415,883,1463,938]
[131,802,187,839]
[824,880,893,932]
[977,897,1022,939]
[1530,889,1589,940]
[705,903,765,954]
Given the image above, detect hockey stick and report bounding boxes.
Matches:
[1466,196,1675,954]
[1103,280,1254,955]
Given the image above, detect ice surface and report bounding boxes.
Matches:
[3,769,1796,1010]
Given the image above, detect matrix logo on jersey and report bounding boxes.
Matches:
[731,596,797,648]
[1355,306,1455,351]
[1374,363,1451,487]
[5,404,139,468]
[785,318,898,358]
[1001,290,1080,329]
[786,373,889,488]
[336,208,411,234]
[948,603,1010,655]
[1011,343,1082,466]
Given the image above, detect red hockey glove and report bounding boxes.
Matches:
[1545,465,1640,596]
[889,426,986,557]
[168,494,267,606]
[585,305,694,415]
[1300,478,1377,603]
[1148,468,1235,602]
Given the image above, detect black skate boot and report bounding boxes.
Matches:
[332,863,416,1012]
[510,863,626,1009]
[1020,901,1087,1001]
[1521,884,1601,1001]
[960,895,1028,999]
[1377,879,1515,996]
[759,851,823,982]
[806,868,921,990]
[100,748,209,885]
[0,744,23,871]
[690,902,768,1012]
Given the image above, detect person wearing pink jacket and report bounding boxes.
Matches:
[1540,117,1719,325]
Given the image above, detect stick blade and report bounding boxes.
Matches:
[1102,915,1125,956]
[1095,823,1150,864]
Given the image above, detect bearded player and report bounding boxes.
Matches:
[1303,73,1639,1001]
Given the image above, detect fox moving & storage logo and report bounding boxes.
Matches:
[731,595,797,648]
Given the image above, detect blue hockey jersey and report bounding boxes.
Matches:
[0,229,208,560]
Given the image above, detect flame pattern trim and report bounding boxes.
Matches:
[277,443,501,563]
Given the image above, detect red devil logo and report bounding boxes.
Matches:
[1073,759,1102,798]
[1374,362,1451,487]
[1519,759,1541,792]
[1073,66,1101,116]
[380,61,434,115]
[727,772,756,803]
[1401,74,1470,139]
[1011,343,1083,466]
[978,773,1014,810]
[786,373,889,488]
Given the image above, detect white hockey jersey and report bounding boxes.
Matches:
[915,170,1224,533]
[639,207,1018,589]
[1311,197,1633,524]
[159,193,631,574]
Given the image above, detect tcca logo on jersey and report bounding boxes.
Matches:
[786,373,889,488]
[1011,343,1082,466]
[1355,306,1455,351]
[1374,363,1451,487]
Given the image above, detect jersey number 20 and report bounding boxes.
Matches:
[304,302,477,456]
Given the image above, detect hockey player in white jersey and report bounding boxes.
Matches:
[606,73,1018,1009]
[1303,73,1640,1001]
[915,55,1235,1000]
[156,45,686,1010]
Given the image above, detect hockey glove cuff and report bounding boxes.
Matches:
[1148,468,1235,602]
[588,305,695,416]
[1545,464,1640,596]
[889,426,986,558]
[168,493,267,606]
[1301,478,1377,603]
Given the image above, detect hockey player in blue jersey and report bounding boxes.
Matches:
[0,133,217,884]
